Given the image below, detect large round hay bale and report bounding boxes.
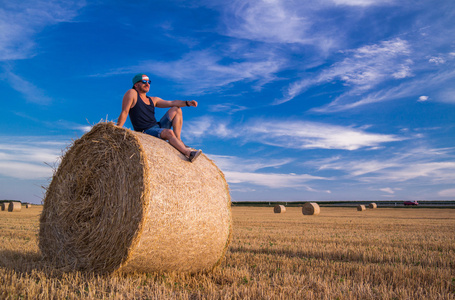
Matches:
[302,202,320,215]
[1,203,7,211]
[8,202,21,212]
[357,205,366,211]
[368,203,377,209]
[274,205,286,213]
[39,122,232,274]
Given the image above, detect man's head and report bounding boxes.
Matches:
[132,73,151,92]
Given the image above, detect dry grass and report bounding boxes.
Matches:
[1,205,454,299]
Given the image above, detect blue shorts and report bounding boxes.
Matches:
[143,111,173,139]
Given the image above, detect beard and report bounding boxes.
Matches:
[135,84,150,93]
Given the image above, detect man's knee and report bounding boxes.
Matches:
[172,106,182,115]
[168,106,182,120]
[160,129,175,140]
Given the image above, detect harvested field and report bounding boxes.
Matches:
[1,206,454,299]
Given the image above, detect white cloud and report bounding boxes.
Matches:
[246,119,402,150]
[1,69,52,104]
[429,56,446,65]
[0,138,63,179]
[319,159,398,176]
[380,187,394,194]
[331,0,396,6]
[106,49,284,95]
[314,67,455,112]
[224,171,327,189]
[220,0,313,45]
[437,89,455,104]
[373,162,455,183]
[309,146,455,186]
[0,161,52,180]
[187,117,403,150]
[204,153,329,190]
[278,38,413,105]
[418,95,429,102]
[438,188,455,197]
[208,154,293,172]
[208,104,248,114]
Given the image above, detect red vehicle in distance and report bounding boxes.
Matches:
[404,201,419,206]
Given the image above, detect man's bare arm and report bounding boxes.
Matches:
[116,90,136,127]
[153,97,198,108]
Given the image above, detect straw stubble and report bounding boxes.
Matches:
[39,122,232,274]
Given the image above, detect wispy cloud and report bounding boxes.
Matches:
[208,153,293,172]
[99,48,284,95]
[0,138,65,179]
[380,187,394,194]
[277,38,413,105]
[311,146,455,184]
[438,188,455,197]
[187,116,403,150]
[0,0,84,60]
[313,66,455,112]
[246,119,403,150]
[331,0,396,6]
[1,69,53,104]
[224,170,328,189]
[206,153,329,190]
[219,0,313,45]
[208,104,248,114]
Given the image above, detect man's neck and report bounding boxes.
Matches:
[134,88,147,98]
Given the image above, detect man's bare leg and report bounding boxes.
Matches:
[160,129,191,156]
[167,107,183,140]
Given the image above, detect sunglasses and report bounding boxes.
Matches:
[141,80,151,84]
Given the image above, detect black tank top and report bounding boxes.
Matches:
[129,89,158,131]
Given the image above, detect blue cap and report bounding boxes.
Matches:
[132,73,149,85]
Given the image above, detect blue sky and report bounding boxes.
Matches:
[1,0,454,204]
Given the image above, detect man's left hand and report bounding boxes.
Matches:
[187,100,198,107]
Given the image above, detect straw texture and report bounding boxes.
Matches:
[357,205,366,211]
[8,202,21,212]
[273,205,286,213]
[39,122,232,274]
[302,202,320,215]
[368,203,377,209]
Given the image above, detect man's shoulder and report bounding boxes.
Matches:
[125,88,138,97]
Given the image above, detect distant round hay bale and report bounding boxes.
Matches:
[357,205,366,211]
[368,203,377,209]
[39,122,232,274]
[26,204,32,208]
[302,202,320,215]
[1,203,7,211]
[274,205,286,213]
[8,202,21,212]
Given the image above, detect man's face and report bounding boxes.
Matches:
[135,75,151,92]
[136,80,150,93]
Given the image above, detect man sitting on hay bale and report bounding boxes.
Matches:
[117,73,202,162]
